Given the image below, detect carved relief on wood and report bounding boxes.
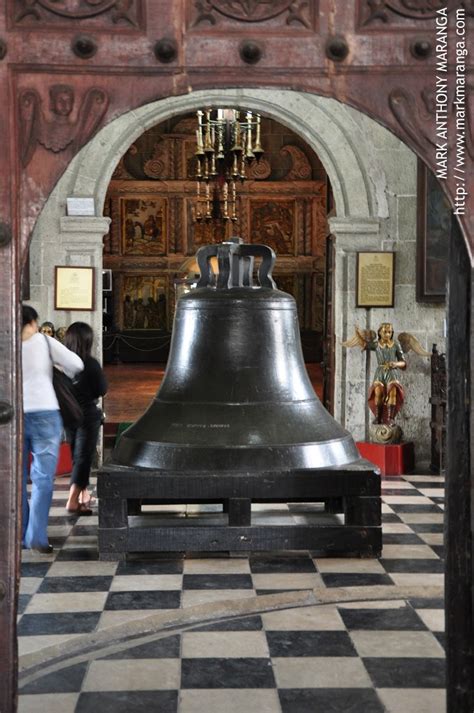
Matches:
[274,274,296,299]
[13,0,143,28]
[249,199,295,255]
[247,157,271,180]
[143,140,173,180]
[189,0,315,30]
[238,197,250,243]
[280,145,312,180]
[388,87,435,157]
[359,0,449,27]
[168,199,178,254]
[312,196,327,257]
[185,198,227,254]
[296,200,305,255]
[19,84,109,167]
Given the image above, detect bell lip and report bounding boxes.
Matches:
[112,433,361,471]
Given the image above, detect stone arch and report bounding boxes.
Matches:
[64,88,383,220]
[30,87,439,454]
[31,87,385,343]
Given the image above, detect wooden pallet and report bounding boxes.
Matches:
[97,461,381,560]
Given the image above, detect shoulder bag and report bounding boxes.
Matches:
[44,335,83,430]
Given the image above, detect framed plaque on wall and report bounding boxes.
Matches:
[55,266,95,311]
[356,251,395,308]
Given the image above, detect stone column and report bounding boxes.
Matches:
[55,216,111,361]
[329,216,383,442]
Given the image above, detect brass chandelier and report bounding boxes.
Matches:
[193,108,263,223]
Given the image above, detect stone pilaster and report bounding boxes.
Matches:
[329,216,384,442]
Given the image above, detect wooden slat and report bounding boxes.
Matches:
[99,524,382,557]
[98,463,380,500]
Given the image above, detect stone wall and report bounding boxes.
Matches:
[331,105,446,461]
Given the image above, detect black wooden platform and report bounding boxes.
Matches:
[97,461,381,560]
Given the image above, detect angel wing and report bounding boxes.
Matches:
[342,328,376,350]
[398,332,431,357]
[73,88,109,153]
[19,89,42,167]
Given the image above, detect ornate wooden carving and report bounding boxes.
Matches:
[104,178,326,335]
[247,156,271,179]
[143,141,171,179]
[388,87,435,158]
[249,199,295,254]
[13,0,142,28]
[168,198,178,253]
[190,0,314,28]
[360,0,451,27]
[281,145,311,180]
[19,85,109,166]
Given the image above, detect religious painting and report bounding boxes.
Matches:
[249,200,295,256]
[121,197,166,255]
[416,160,450,303]
[122,275,168,330]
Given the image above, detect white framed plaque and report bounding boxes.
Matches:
[66,197,95,216]
[55,266,95,311]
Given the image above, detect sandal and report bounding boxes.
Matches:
[79,490,95,508]
[66,503,93,516]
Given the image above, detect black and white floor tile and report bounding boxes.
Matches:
[18,474,446,713]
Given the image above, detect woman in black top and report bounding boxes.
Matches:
[64,322,107,514]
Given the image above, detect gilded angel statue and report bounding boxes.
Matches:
[19,84,109,167]
[343,322,430,426]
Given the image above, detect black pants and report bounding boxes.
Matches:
[69,406,102,490]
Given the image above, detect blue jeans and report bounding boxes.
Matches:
[22,410,63,549]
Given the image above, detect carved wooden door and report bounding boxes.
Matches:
[0,3,472,712]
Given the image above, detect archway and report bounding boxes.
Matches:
[29,88,441,453]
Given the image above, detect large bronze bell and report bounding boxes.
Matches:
[113,239,360,470]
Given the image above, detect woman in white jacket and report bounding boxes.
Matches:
[22,305,84,553]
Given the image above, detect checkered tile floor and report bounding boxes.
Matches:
[18,474,446,713]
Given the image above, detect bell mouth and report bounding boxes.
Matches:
[112,398,361,471]
[113,434,361,471]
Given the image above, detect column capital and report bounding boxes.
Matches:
[60,216,111,237]
[329,216,381,237]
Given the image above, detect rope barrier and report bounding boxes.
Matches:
[103,332,172,353]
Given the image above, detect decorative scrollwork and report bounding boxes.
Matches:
[247,157,271,179]
[143,142,169,179]
[14,0,139,26]
[388,87,435,156]
[280,145,312,180]
[362,0,446,25]
[192,0,311,28]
